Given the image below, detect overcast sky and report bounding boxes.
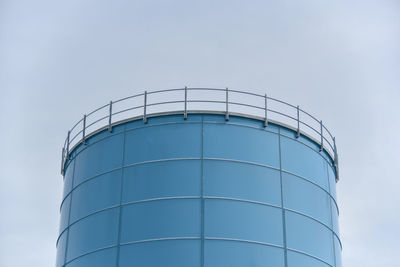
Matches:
[1,1,399,266]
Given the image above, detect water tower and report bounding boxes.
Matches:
[56,88,341,267]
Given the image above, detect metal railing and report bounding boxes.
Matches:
[60,87,339,180]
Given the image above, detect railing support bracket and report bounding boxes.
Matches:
[264,94,268,127]
[296,106,300,138]
[143,91,147,124]
[108,101,113,132]
[225,87,229,121]
[184,86,188,120]
[320,120,323,152]
[82,114,87,145]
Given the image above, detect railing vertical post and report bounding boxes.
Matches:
[333,137,337,165]
[225,87,229,121]
[184,86,188,120]
[143,91,147,124]
[61,147,65,175]
[82,114,86,144]
[320,120,323,152]
[66,131,70,160]
[334,137,339,181]
[296,106,300,138]
[108,101,113,132]
[264,94,268,127]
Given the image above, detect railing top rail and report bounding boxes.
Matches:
[187,87,226,91]
[147,88,185,95]
[113,92,145,104]
[267,96,298,109]
[86,103,109,117]
[60,87,339,181]
[228,89,265,98]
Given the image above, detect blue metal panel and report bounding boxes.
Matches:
[70,170,122,223]
[119,240,201,267]
[56,114,341,267]
[122,160,201,202]
[204,123,280,168]
[73,133,124,186]
[334,236,342,267]
[124,123,202,164]
[59,195,71,234]
[204,240,284,267]
[62,160,74,199]
[285,211,334,265]
[205,199,283,245]
[120,199,201,242]
[204,160,281,205]
[66,208,119,262]
[331,199,340,236]
[283,173,332,227]
[66,248,117,267]
[287,250,330,267]
[280,136,329,190]
[56,230,68,267]
[328,164,337,200]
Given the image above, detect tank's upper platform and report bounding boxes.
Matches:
[60,88,339,180]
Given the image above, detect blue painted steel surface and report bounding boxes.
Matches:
[56,114,341,267]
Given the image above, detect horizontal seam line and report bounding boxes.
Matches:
[56,197,341,245]
[65,236,335,267]
[61,159,338,210]
[64,237,287,265]
[287,247,334,267]
[64,119,335,177]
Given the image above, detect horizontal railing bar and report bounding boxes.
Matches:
[187,100,226,104]
[300,108,335,141]
[268,109,297,121]
[228,89,265,98]
[299,108,320,124]
[146,100,185,107]
[69,117,84,133]
[112,92,145,104]
[229,101,264,111]
[86,103,109,117]
[85,115,109,129]
[69,130,83,144]
[299,121,334,151]
[300,121,321,136]
[267,96,297,109]
[112,105,144,116]
[323,136,335,151]
[323,124,334,140]
[147,88,184,95]
[187,87,226,92]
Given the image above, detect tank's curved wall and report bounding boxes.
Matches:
[56,114,341,267]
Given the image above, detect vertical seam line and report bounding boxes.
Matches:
[278,128,288,267]
[200,116,205,267]
[327,161,337,267]
[63,158,76,266]
[115,125,127,267]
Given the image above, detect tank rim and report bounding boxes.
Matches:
[60,88,339,181]
[62,110,338,181]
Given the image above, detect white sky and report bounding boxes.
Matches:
[0,1,399,266]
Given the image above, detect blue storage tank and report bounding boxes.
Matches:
[56,88,341,267]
